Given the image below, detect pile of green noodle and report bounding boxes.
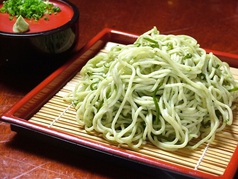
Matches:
[64,27,238,150]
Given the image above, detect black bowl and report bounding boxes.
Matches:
[0,0,79,66]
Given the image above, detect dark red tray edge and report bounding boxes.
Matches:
[1,28,238,179]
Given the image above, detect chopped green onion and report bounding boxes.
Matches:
[0,0,61,21]
[182,53,193,60]
[144,37,160,48]
[228,87,238,92]
[166,42,173,50]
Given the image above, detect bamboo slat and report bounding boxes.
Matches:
[29,42,238,178]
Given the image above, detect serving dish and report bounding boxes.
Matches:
[1,28,238,179]
[0,0,79,65]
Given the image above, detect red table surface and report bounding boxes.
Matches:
[1,0,238,178]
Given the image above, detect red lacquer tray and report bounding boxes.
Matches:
[1,28,238,179]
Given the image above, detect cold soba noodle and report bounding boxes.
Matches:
[64,27,238,150]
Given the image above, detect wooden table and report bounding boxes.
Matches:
[1,0,238,178]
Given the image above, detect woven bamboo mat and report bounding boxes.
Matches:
[29,42,238,177]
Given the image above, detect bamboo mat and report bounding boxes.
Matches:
[29,42,238,177]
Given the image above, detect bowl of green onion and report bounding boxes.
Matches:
[0,0,79,64]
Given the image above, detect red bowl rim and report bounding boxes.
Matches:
[0,0,79,38]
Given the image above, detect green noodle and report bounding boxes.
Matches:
[64,27,238,150]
